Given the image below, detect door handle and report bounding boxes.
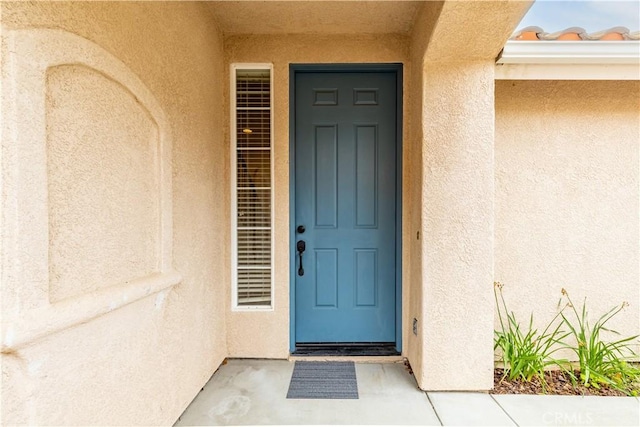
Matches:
[296,240,306,276]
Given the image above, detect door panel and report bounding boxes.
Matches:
[295,71,397,343]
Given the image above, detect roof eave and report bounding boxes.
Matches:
[497,40,640,64]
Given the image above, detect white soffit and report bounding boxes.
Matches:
[496,41,640,80]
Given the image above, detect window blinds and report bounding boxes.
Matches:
[234,68,272,306]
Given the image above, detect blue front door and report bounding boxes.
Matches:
[294,70,398,343]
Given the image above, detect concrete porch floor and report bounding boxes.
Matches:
[175,359,640,426]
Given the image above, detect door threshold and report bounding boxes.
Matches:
[291,342,399,357]
[289,354,405,363]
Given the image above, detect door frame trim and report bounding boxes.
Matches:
[289,64,403,353]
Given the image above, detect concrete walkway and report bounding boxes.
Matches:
[175,359,639,426]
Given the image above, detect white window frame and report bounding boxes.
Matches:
[230,63,275,311]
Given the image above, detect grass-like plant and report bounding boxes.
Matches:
[559,289,640,395]
[494,282,571,390]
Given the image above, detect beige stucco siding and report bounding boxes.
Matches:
[406,1,530,391]
[495,80,640,351]
[224,34,411,358]
[1,2,228,425]
[419,61,497,390]
[5,4,638,424]
[405,0,442,384]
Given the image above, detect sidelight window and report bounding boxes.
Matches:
[231,64,274,309]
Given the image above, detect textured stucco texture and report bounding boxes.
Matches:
[404,1,435,389]
[495,80,640,353]
[405,1,531,391]
[420,61,497,391]
[1,2,228,425]
[46,64,159,302]
[423,0,532,61]
[208,0,423,35]
[5,4,636,426]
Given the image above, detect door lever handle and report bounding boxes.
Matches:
[296,240,306,276]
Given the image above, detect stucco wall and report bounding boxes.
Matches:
[4,5,634,420]
[418,62,496,390]
[405,1,437,386]
[405,58,425,387]
[495,80,640,353]
[407,1,529,391]
[224,34,411,358]
[1,2,228,425]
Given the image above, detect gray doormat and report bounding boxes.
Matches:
[286,361,359,399]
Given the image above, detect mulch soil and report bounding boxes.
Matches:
[403,360,636,396]
[492,368,631,397]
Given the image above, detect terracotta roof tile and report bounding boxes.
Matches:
[512,26,640,41]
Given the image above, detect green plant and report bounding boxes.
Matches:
[559,289,640,395]
[494,282,571,390]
